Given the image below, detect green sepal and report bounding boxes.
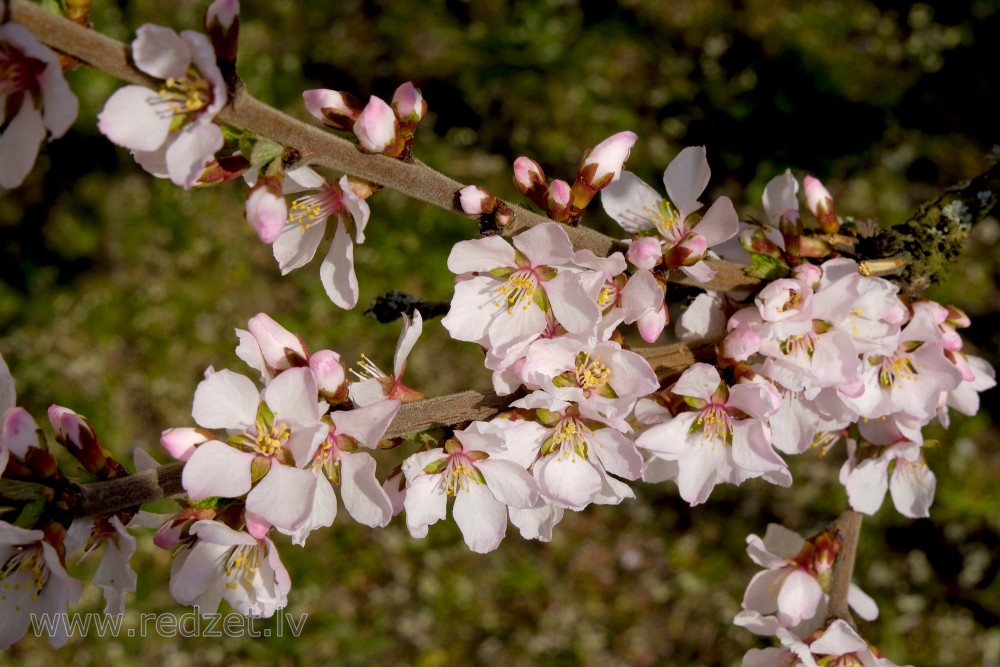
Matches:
[256,401,275,432]
[0,479,55,503]
[250,455,272,483]
[535,266,557,282]
[239,135,286,168]
[189,496,226,509]
[13,499,47,529]
[535,409,562,427]
[540,436,558,456]
[513,248,531,268]
[489,267,516,279]
[423,457,449,474]
[683,395,707,410]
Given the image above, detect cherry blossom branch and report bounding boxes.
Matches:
[74,340,711,518]
[826,509,864,625]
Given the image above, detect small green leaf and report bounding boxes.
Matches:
[745,253,790,280]
[13,499,47,529]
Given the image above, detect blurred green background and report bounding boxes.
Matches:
[2,0,999,665]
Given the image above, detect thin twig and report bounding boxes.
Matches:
[826,509,864,625]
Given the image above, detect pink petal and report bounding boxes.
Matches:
[246,464,318,532]
[340,452,393,527]
[332,400,400,447]
[477,458,539,508]
[165,122,224,188]
[536,455,602,508]
[0,102,45,188]
[776,569,824,627]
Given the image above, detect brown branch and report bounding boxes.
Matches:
[826,509,864,625]
[76,341,706,518]
[11,0,759,293]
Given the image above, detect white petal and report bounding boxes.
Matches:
[847,583,879,621]
[403,475,448,538]
[511,223,574,266]
[264,367,319,424]
[0,103,45,188]
[477,458,539,508]
[246,464,318,532]
[192,369,259,429]
[273,220,326,274]
[600,171,662,233]
[694,195,739,247]
[889,459,936,518]
[165,122,223,188]
[320,222,358,309]
[535,455,601,508]
[664,146,709,217]
[447,236,516,273]
[133,24,191,79]
[97,86,171,153]
[393,310,423,378]
[340,452,393,527]
[182,441,254,499]
[453,483,507,553]
[333,400,401,447]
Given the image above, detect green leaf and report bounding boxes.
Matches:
[745,253,790,280]
[13,499,47,529]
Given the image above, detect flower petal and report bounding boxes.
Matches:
[182,441,254,499]
[319,222,358,309]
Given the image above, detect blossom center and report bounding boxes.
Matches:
[223,543,265,590]
[153,67,212,121]
[246,416,290,457]
[495,269,539,314]
[650,199,685,243]
[0,545,49,607]
[694,404,733,446]
[574,352,612,393]
[444,454,482,496]
[780,333,816,357]
[0,42,46,99]
[289,184,344,231]
[546,417,591,461]
[875,352,919,389]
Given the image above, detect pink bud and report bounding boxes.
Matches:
[637,304,668,343]
[245,174,287,244]
[667,233,708,268]
[303,89,364,131]
[153,519,186,550]
[353,96,399,154]
[803,175,838,233]
[546,179,572,221]
[577,131,638,191]
[791,263,822,287]
[160,427,210,462]
[720,327,761,362]
[248,312,309,370]
[496,204,513,227]
[205,0,240,66]
[627,236,663,270]
[392,82,427,124]
[310,349,346,397]
[513,156,546,195]
[458,185,497,216]
[48,405,96,451]
[206,0,239,30]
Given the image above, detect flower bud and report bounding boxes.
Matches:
[458,185,498,216]
[160,427,212,462]
[803,175,838,234]
[205,0,239,68]
[496,203,513,227]
[49,405,128,480]
[791,262,822,287]
[666,233,708,268]
[248,312,309,370]
[575,130,638,191]
[310,349,347,402]
[353,96,400,154]
[545,179,572,222]
[392,81,427,124]
[627,236,663,270]
[514,155,545,200]
[303,89,364,132]
[245,173,287,244]
[637,304,668,343]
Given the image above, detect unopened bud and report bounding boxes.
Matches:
[160,428,212,462]
[310,349,347,402]
[513,156,547,204]
[458,185,498,216]
[245,173,287,244]
[205,0,239,68]
[803,175,838,234]
[739,227,784,259]
[628,236,663,270]
[666,233,708,268]
[392,82,427,125]
[496,203,513,227]
[303,89,364,132]
[637,303,668,343]
[354,96,400,154]
[575,131,638,191]
[792,262,822,287]
[49,405,128,480]
[545,179,572,222]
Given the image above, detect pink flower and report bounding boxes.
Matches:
[303,88,363,131]
[245,173,287,243]
[627,236,662,270]
[0,523,82,649]
[0,23,78,189]
[601,146,738,282]
[840,439,936,518]
[401,424,539,553]
[391,81,426,124]
[270,167,370,309]
[441,223,600,360]
[636,363,789,505]
[235,311,309,383]
[98,24,225,188]
[169,520,290,617]
[180,368,329,534]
